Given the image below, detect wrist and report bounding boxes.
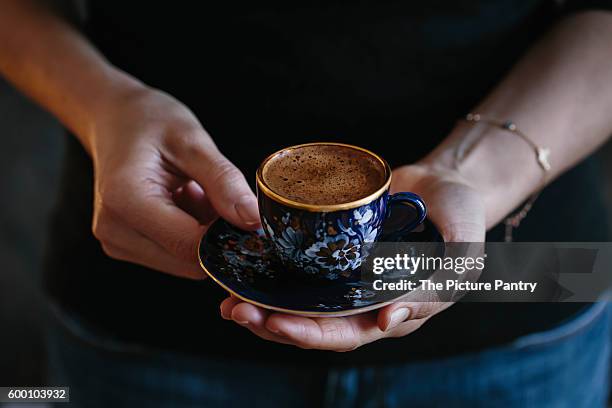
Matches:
[423,121,543,228]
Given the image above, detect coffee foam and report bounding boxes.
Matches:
[262,145,386,205]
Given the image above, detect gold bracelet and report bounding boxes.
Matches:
[454,113,552,242]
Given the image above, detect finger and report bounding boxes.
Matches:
[383,317,430,338]
[220,296,242,320]
[265,313,381,352]
[229,302,294,346]
[111,175,207,263]
[377,303,412,332]
[94,211,206,279]
[164,131,261,230]
[102,241,205,280]
[173,181,218,225]
[230,301,268,325]
[376,301,445,331]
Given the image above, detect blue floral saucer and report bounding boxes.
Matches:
[199,218,444,317]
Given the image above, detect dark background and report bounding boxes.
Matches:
[1,75,611,388]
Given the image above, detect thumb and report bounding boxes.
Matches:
[169,133,261,230]
[205,156,261,229]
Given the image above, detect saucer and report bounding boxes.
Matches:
[199,218,445,317]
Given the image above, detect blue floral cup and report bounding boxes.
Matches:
[256,143,427,280]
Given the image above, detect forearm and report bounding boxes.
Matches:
[0,0,145,153]
[425,11,612,228]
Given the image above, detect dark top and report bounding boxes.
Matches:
[45,0,611,365]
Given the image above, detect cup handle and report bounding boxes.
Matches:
[380,192,427,240]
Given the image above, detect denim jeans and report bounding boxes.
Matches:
[47,302,610,408]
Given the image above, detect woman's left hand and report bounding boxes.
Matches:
[219,163,486,351]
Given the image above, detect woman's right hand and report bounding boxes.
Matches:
[86,86,260,279]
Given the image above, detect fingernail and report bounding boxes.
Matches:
[387,308,410,331]
[236,320,250,326]
[235,195,260,226]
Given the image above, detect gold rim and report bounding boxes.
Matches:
[197,223,448,317]
[256,142,392,212]
[198,233,395,317]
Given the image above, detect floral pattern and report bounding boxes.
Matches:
[200,218,435,314]
[275,226,306,261]
[305,234,362,272]
[199,216,442,316]
[217,227,276,283]
[259,193,388,279]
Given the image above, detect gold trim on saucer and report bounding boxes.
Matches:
[197,233,394,317]
[256,142,392,212]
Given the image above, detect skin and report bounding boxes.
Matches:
[1,1,611,351]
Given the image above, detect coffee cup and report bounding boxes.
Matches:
[256,142,426,280]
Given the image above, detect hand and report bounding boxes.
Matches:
[220,163,486,351]
[88,86,260,279]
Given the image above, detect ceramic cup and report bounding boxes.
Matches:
[256,142,426,280]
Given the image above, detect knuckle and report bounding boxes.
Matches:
[97,180,124,214]
[317,320,359,351]
[416,303,434,317]
[387,316,431,339]
[393,325,421,338]
[412,301,443,318]
[99,242,122,260]
[288,323,319,350]
[91,215,111,243]
[167,235,198,262]
[164,126,209,159]
[319,320,343,341]
[210,159,246,190]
